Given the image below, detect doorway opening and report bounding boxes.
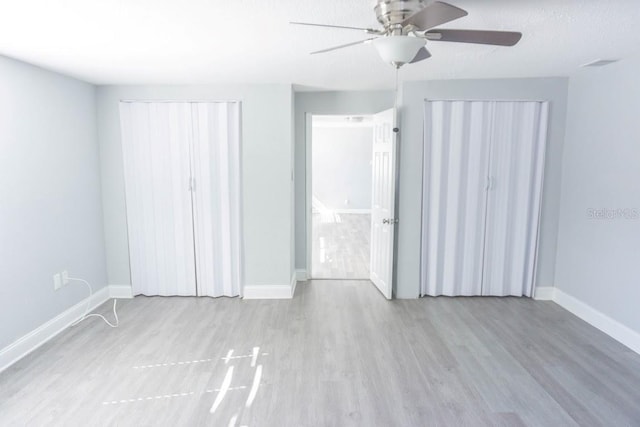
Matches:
[309,114,374,280]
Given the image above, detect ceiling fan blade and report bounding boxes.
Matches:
[410,46,432,63]
[425,29,522,46]
[402,1,468,31]
[290,21,381,34]
[310,38,376,55]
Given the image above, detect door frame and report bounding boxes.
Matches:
[305,113,376,280]
[305,113,313,277]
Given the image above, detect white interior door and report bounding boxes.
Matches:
[370,108,397,299]
[119,102,197,296]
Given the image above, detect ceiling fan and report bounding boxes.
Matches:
[291,0,522,68]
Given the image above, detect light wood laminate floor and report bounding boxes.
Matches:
[1,280,640,426]
[311,213,370,279]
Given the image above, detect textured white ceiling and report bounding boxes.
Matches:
[1,0,639,89]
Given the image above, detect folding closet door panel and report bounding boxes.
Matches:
[191,102,242,297]
[482,101,549,296]
[421,101,493,296]
[119,102,197,296]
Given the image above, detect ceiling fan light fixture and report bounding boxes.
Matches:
[373,35,426,67]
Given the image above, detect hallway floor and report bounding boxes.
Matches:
[311,212,370,279]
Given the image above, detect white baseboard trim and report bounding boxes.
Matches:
[109,284,134,299]
[290,272,298,298]
[553,288,640,355]
[533,286,555,301]
[243,284,294,299]
[537,286,640,354]
[0,286,111,373]
[243,271,301,300]
[535,286,639,354]
[295,269,308,282]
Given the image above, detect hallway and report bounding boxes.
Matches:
[311,212,370,279]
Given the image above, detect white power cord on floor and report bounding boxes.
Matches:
[69,277,119,328]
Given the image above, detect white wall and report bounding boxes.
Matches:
[294,91,395,269]
[312,124,373,211]
[555,57,640,334]
[96,84,294,290]
[397,78,569,298]
[0,55,107,349]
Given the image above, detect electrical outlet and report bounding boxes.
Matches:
[53,273,62,290]
[61,270,69,285]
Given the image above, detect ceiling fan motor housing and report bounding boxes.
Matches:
[375,0,427,34]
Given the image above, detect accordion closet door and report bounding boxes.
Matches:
[421,100,548,297]
[420,101,493,297]
[481,101,549,296]
[190,102,243,298]
[120,101,242,297]
[120,102,197,296]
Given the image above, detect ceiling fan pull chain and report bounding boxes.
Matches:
[394,66,400,110]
